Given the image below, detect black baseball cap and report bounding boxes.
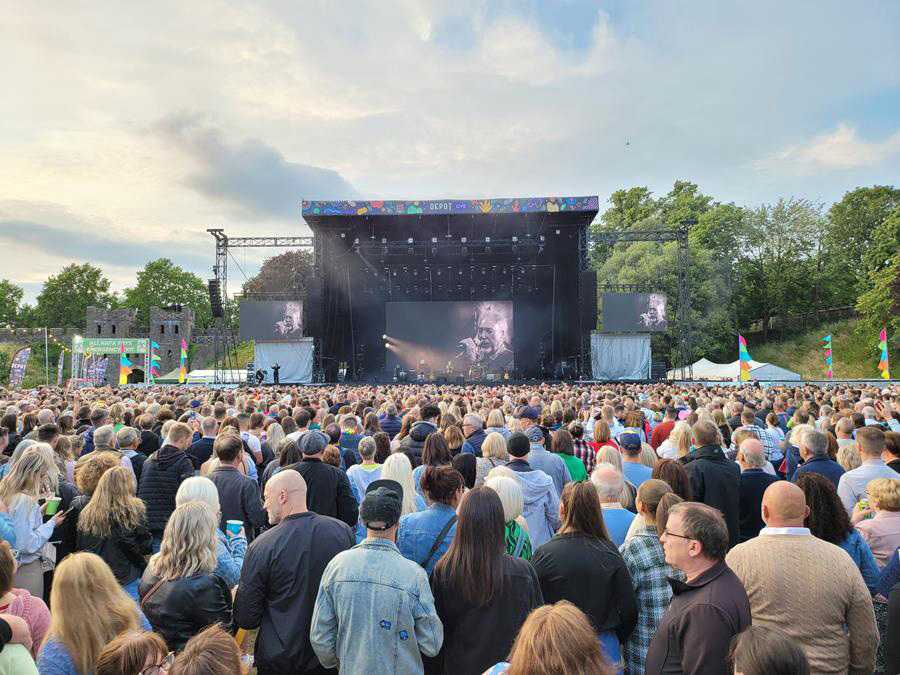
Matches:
[360,480,403,530]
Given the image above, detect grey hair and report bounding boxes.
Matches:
[201,416,218,434]
[116,426,140,448]
[176,476,221,514]
[358,436,377,460]
[802,429,829,457]
[590,462,624,502]
[862,406,877,420]
[485,475,524,522]
[463,414,484,431]
[668,502,729,561]
[739,442,767,468]
[93,424,117,449]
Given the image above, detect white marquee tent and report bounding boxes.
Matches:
[668,358,801,381]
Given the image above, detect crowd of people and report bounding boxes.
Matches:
[0,379,895,674]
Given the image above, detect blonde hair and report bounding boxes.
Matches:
[266,422,285,452]
[443,425,465,451]
[868,478,900,512]
[596,445,623,473]
[485,476,524,523]
[669,421,692,458]
[639,444,658,468]
[381,453,419,515]
[78,467,146,538]
[148,501,218,580]
[176,476,221,514]
[74,451,122,495]
[788,423,814,447]
[0,443,60,508]
[47,553,142,675]
[486,409,506,429]
[836,445,862,471]
[481,432,509,462]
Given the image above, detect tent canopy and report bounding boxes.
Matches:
[668,358,800,381]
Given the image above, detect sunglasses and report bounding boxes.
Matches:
[140,652,175,675]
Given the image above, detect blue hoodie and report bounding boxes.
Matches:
[507,460,560,548]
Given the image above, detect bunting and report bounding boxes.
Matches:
[822,334,833,379]
[149,341,161,383]
[879,328,891,380]
[179,338,188,384]
[738,334,752,382]
[118,342,133,385]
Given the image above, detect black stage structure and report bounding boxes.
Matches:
[207,197,692,383]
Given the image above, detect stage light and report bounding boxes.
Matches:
[485,236,491,243]
[512,236,518,242]
[354,238,359,244]
[384,343,390,348]
[431,237,437,243]
[555,229,560,235]
[382,334,388,340]
[460,237,467,243]
[407,237,413,244]
[381,238,387,244]
[539,235,545,242]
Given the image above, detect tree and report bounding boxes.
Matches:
[242,250,314,299]
[856,250,900,338]
[0,280,23,326]
[34,263,114,328]
[123,259,212,329]
[825,185,900,297]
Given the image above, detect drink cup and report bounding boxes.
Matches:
[45,497,62,516]
[226,520,244,536]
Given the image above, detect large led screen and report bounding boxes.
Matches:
[602,293,669,332]
[385,301,514,374]
[239,301,304,341]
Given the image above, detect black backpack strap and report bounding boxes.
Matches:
[420,514,458,569]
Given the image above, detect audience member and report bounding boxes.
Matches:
[208,433,267,541]
[346,436,382,501]
[505,432,560,547]
[398,466,464,575]
[736,438,780,542]
[792,428,845,486]
[286,431,358,527]
[95,631,171,675]
[137,421,195,549]
[837,426,896,515]
[590,463,635,546]
[683,420,741,548]
[728,626,810,675]
[853,477,900,566]
[168,625,245,675]
[0,541,48,658]
[523,426,570,495]
[485,474,532,560]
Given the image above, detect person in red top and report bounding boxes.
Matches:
[651,408,678,450]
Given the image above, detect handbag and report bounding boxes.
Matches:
[419,515,457,569]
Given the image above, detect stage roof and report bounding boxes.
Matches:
[302,196,599,231]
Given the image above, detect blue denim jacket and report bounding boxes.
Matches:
[215,528,247,587]
[311,538,443,675]
[397,503,457,575]
[840,528,880,595]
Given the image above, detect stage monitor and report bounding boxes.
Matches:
[602,293,668,332]
[385,301,515,374]
[239,300,304,341]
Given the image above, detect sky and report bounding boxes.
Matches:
[2,0,899,302]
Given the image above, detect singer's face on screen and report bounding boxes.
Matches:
[475,321,497,357]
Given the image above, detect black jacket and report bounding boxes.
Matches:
[428,555,544,675]
[738,470,780,542]
[286,458,358,528]
[645,561,751,675]
[188,437,215,470]
[56,493,89,562]
[233,511,354,674]
[139,571,233,652]
[138,445,195,534]
[77,519,152,585]
[139,429,161,455]
[531,532,638,644]
[127,451,148,484]
[400,421,438,467]
[209,465,268,541]
[683,445,741,548]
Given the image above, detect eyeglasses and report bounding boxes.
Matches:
[140,652,174,675]
[661,529,694,541]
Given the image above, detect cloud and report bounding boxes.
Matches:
[154,114,357,218]
[753,124,900,175]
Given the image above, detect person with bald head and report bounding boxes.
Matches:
[234,469,354,675]
[727,481,877,674]
[736,438,780,542]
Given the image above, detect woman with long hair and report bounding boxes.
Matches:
[485,601,614,675]
[260,438,301,493]
[0,444,63,596]
[76,466,151,600]
[372,431,392,464]
[363,412,381,437]
[412,433,453,498]
[591,419,619,454]
[175,477,246,589]
[38,552,150,675]
[139,502,232,651]
[485,409,511,440]
[169,625,246,675]
[619,480,683,675]
[531,481,637,670]
[475,432,509,488]
[398,466,464,575]
[551,430,587,482]
[442,425,465,455]
[380,453,425,514]
[485,475,532,560]
[797,473,879,592]
[429,487,543,674]
[96,631,172,675]
[712,409,733,449]
[656,421,691,460]
[651,459,693,501]
[390,413,416,450]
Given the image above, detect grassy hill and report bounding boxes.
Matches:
[752,318,891,380]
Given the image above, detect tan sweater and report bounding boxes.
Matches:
[726,533,877,675]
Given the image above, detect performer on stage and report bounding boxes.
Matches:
[453,302,514,372]
[272,362,281,384]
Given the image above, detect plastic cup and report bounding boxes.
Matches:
[226,520,243,536]
[44,497,61,516]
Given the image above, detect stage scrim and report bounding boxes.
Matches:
[591,333,651,380]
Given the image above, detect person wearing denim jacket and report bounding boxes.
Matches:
[398,466,463,576]
[311,481,443,675]
[214,528,246,588]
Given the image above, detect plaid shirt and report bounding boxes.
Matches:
[619,524,684,675]
[730,424,783,463]
[572,438,597,474]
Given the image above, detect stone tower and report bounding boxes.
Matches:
[149,306,194,375]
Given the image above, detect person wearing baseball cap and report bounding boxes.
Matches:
[311,479,444,674]
[619,431,653,488]
[523,425,570,495]
[284,430,358,528]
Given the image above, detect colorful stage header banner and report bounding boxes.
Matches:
[72,337,149,355]
[302,196,600,217]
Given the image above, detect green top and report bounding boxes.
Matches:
[556,453,588,482]
[504,520,533,560]
[0,644,38,675]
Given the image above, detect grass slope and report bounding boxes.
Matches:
[752,319,889,380]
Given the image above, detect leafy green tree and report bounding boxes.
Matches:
[242,250,314,300]
[123,259,212,329]
[34,264,114,328]
[856,250,900,338]
[0,280,23,326]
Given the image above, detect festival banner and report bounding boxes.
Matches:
[118,342,133,385]
[738,334,752,382]
[822,334,833,379]
[179,338,188,383]
[8,347,31,388]
[149,341,161,383]
[879,328,891,380]
[56,353,65,386]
